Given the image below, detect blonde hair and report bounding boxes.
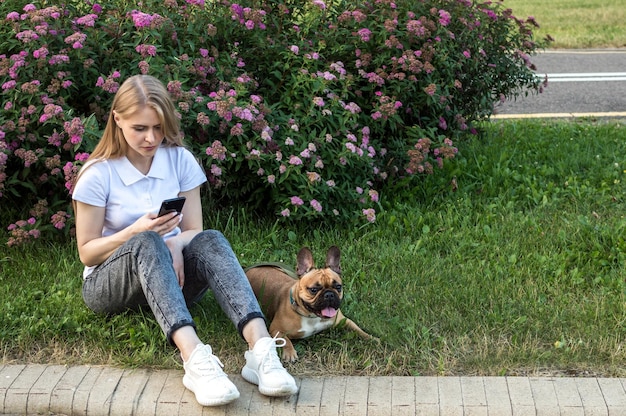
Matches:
[87,74,184,162]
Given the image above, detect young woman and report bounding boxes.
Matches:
[72,75,297,407]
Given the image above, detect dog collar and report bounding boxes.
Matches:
[289,289,319,319]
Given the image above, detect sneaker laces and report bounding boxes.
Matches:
[189,345,226,379]
[258,334,287,373]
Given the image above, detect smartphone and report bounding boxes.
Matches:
[157,196,186,217]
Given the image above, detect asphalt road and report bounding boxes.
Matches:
[493,49,626,118]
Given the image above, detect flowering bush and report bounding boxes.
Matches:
[1,0,548,245]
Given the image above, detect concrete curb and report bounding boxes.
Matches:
[2,364,626,415]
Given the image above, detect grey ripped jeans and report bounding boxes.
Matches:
[82,230,264,344]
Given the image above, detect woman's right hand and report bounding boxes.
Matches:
[138,211,182,236]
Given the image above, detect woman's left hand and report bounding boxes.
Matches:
[166,238,186,287]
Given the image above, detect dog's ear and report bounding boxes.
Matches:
[296,247,315,276]
[325,246,341,275]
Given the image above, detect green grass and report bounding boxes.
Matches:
[503,0,626,48]
[2,119,625,377]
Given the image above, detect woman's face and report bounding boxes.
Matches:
[114,105,164,166]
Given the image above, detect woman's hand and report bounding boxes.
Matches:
[133,211,182,236]
[165,237,186,287]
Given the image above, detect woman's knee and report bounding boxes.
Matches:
[129,231,170,257]
[196,229,226,244]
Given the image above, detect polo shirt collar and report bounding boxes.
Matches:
[111,147,167,186]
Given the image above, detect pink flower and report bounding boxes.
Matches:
[74,14,98,27]
[290,196,304,206]
[2,81,16,91]
[310,199,322,212]
[438,9,451,26]
[312,0,326,10]
[135,44,157,57]
[363,208,376,223]
[74,152,90,162]
[281,208,290,217]
[357,28,372,42]
[51,211,68,229]
[206,140,227,160]
[16,30,39,43]
[288,155,303,165]
[210,164,222,176]
[33,47,48,59]
[64,32,87,48]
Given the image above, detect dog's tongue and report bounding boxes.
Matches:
[321,307,337,318]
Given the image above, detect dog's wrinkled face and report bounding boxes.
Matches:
[298,269,343,318]
[295,246,343,319]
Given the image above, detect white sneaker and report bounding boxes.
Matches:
[182,344,240,406]
[241,336,299,396]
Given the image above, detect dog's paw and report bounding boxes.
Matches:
[281,347,299,362]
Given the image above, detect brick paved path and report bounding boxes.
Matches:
[1,364,625,415]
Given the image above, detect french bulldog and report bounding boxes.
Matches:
[245,246,377,362]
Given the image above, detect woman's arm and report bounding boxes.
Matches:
[165,185,204,286]
[75,201,182,267]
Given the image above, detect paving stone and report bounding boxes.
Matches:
[0,364,25,414]
[245,381,274,416]
[3,364,46,415]
[26,365,68,414]
[133,368,170,416]
[71,366,104,415]
[530,377,560,416]
[225,374,259,416]
[414,376,439,416]
[461,376,488,416]
[203,400,228,416]
[177,384,205,416]
[154,369,185,416]
[107,368,151,415]
[342,376,369,416]
[574,378,608,416]
[296,376,324,415]
[553,377,584,416]
[49,365,91,415]
[390,376,415,415]
[598,378,626,415]
[318,376,347,416]
[506,377,536,416]
[438,376,463,416]
[367,376,393,416]
[482,376,512,416]
[86,366,124,416]
[267,382,299,416]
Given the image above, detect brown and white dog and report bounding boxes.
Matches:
[245,246,377,362]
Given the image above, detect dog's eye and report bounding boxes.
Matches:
[309,287,319,294]
[334,284,342,292]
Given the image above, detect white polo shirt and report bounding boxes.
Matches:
[72,145,207,277]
